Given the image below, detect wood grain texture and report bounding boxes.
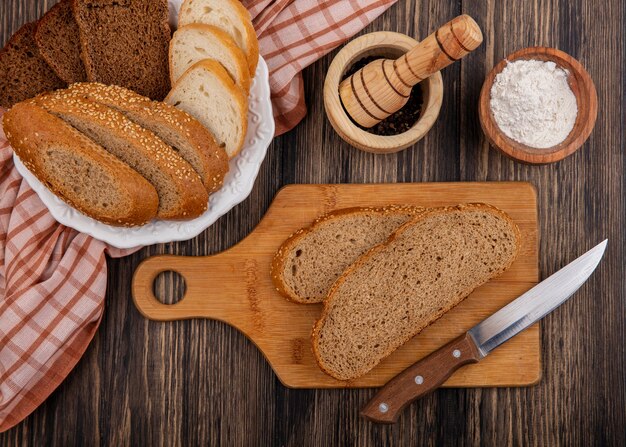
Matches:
[478,47,598,164]
[132,183,540,388]
[1,0,624,446]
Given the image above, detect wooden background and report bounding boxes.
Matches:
[1,0,624,445]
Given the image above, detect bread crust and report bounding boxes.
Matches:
[65,82,229,193]
[34,0,87,84]
[70,0,171,100]
[166,59,248,158]
[3,102,158,226]
[35,91,209,220]
[170,24,251,93]
[271,205,426,303]
[227,0,259,76]
[311,203,522,381]
[178,0,259,76]
[0,22,66,108]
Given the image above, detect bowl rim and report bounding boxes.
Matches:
[478,46,598,164]
[324,31,443,154]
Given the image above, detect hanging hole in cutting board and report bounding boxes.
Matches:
[152,270,187,305]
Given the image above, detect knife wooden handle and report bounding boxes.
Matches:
[360,332,482,424]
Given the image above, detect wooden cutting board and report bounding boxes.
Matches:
[132,183,540,388]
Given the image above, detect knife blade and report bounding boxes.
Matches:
[361,240,608,424]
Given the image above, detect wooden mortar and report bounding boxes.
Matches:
[324,32,443,154]
[340,15,483,129]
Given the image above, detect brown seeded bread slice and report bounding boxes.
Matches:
[34,0,87,84]
[71,0,171,100]
[312,204,522,381]
[35,92,209,220]
[3,102,158,226]
[271,205,425,304]
[0,22,66,108]
[178,0,259,76]
[65,82,229,193]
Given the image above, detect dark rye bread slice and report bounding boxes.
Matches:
[3,102,158,226]
[312,204,521,381]
[35,0,87,84]
[271,206,425,304]
[65,82,229,193]
[0,22,65,108]
[71,0,171,100]
[35,91,208,220]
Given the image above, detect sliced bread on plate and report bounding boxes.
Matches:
[65,82,229,194]
[71,0,171,100]
[272,206,424,304]
[178,0,259,76]
[3,102,158,226]
[312,204,521,381]
[35,92,208,220]
[34,0,87,84]
[170,24,251,93]
[0,22,66,108]
[166,59,248,158]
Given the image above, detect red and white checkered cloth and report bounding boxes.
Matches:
[246,0,398,134]
[0,0,397,432]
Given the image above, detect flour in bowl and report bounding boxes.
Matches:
[490,59,578,148]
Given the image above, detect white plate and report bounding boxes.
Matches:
[12,2,274,249]
[13,57,273,248]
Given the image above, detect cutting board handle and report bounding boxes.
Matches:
[131,253,250,326]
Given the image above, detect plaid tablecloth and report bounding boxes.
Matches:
[0,0,397,432]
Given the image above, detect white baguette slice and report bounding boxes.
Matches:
[178,0,259,76]
[170,24,251,93]
[166,59,248,158]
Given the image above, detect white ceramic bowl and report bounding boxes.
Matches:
[12,1,274,249]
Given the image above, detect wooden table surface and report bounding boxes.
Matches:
[1,0,624,446]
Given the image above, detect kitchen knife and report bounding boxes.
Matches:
[361,240,608,424]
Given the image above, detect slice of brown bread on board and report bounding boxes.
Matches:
[312,204,522,381]
[65,82,229,194]
[35,91,209,220]
[35,0,87,84]
[271,205,425,304]
[0,22,66,108]
[71,0,171,100]
[3,102,158,226]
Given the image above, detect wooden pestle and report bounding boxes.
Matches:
[339,15,483,128]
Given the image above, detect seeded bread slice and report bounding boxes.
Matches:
[0,22,66,108]
[178,0,259,76]
[65,82,229,193]
[170,24,251,93]
[272,206,425,304]
[34,0,87,84]
[3,102,158,226]
[35,92,208,220]
[71,0,171,100]
[312,204,521,381]
[166,59,248,158]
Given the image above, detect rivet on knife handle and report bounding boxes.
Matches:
[360,332,481,424]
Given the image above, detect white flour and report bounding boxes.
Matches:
[490,59,578,148]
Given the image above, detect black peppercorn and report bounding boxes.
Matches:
[342,56,423,136]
